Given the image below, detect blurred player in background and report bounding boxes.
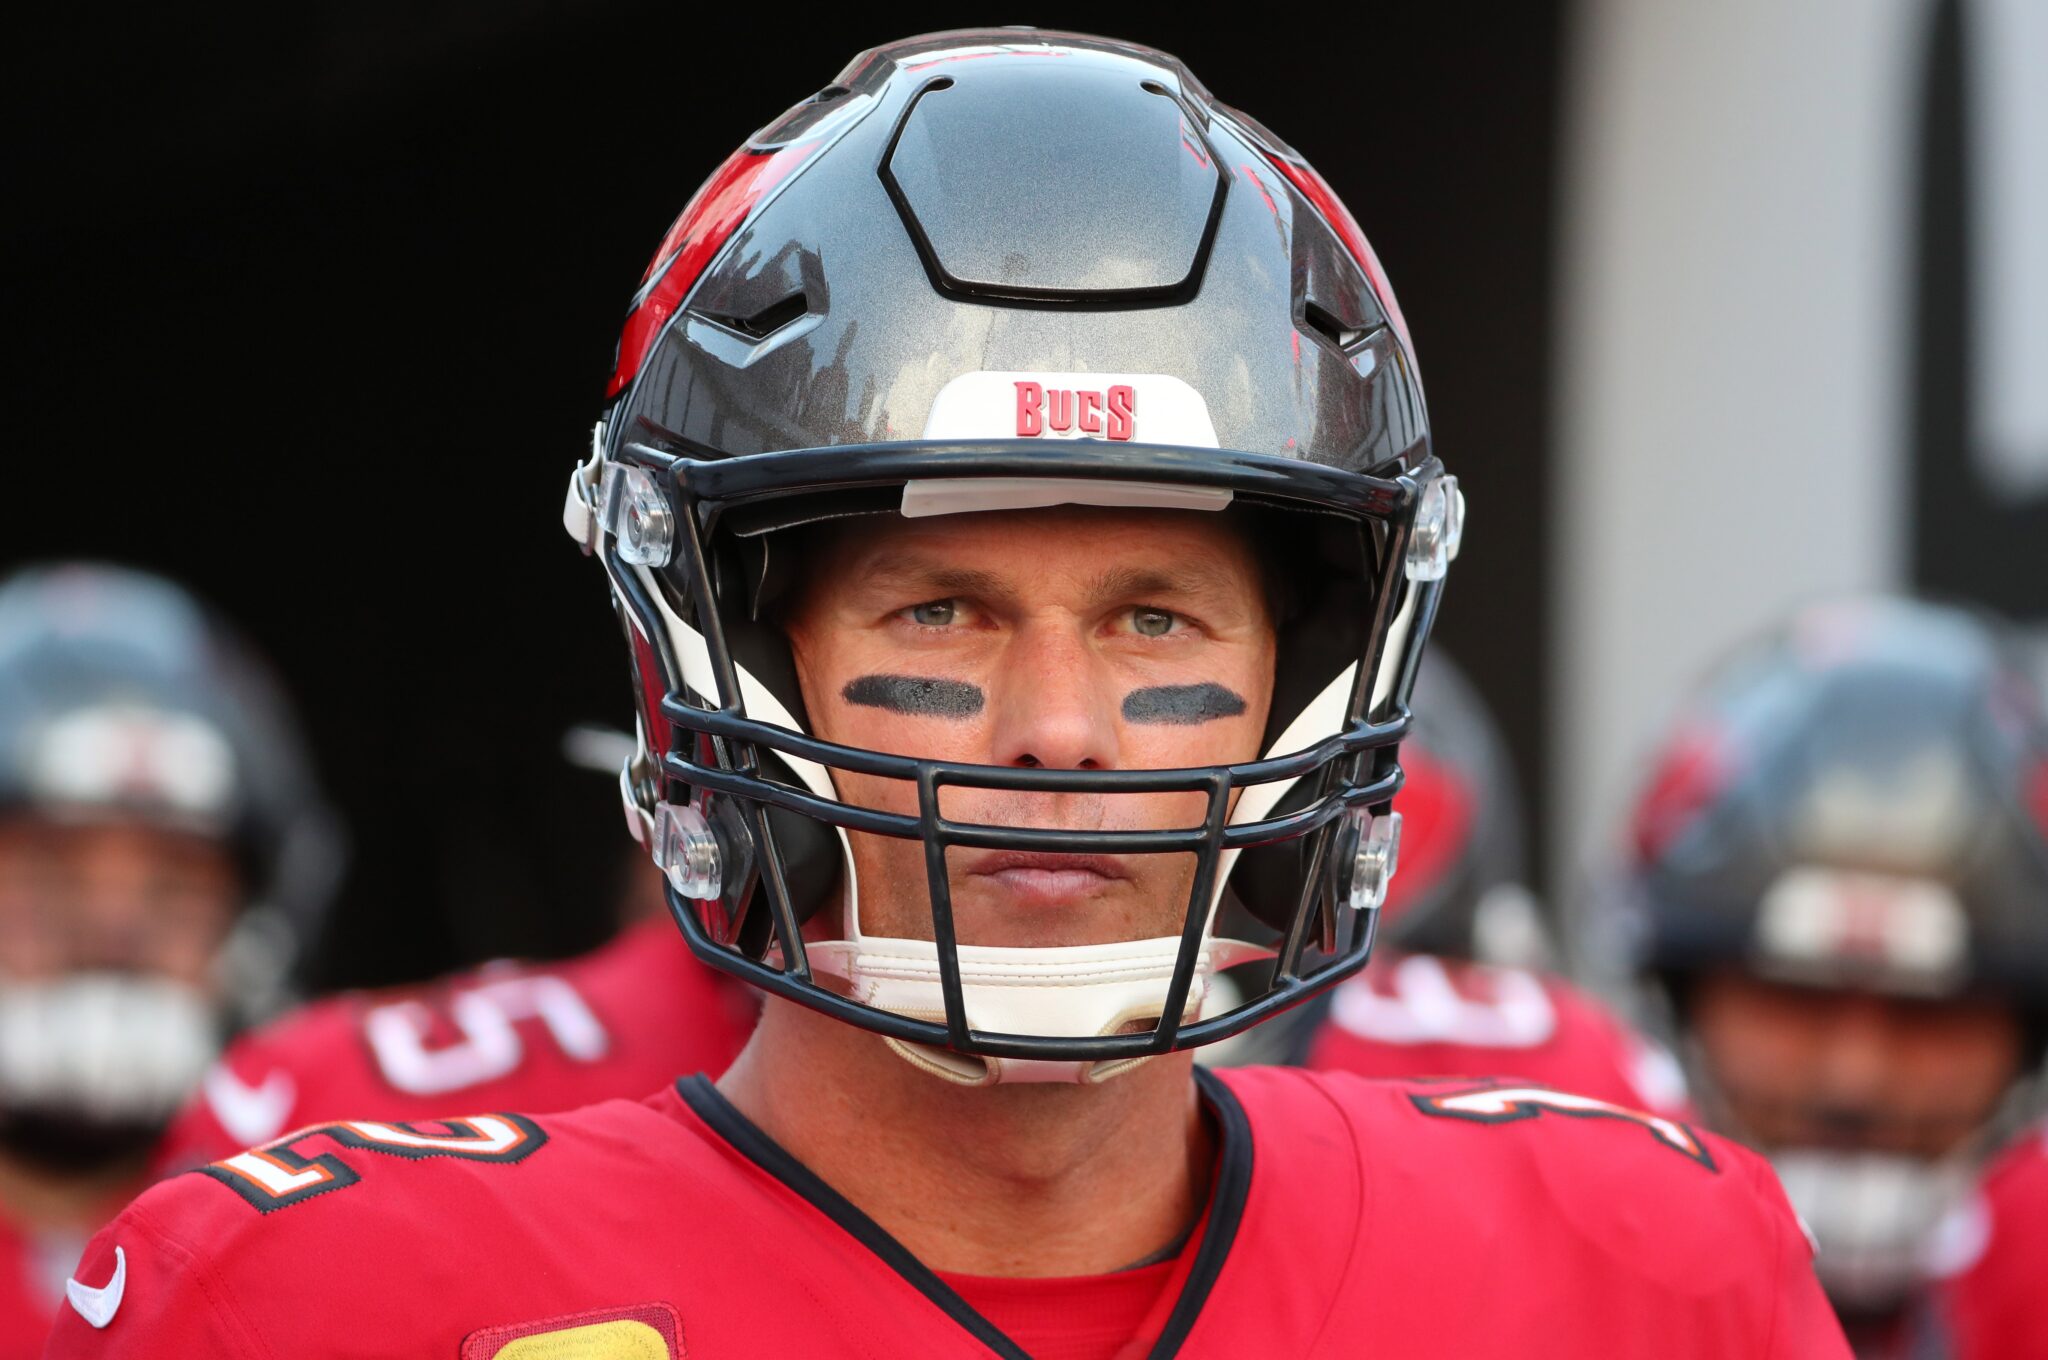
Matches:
[1597,597,2048,1357]
[154,725,755,1170]
[1225,650,1689,1117]
[0,564,338,1355]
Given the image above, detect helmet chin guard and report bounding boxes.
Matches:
[570,30,1454,1081]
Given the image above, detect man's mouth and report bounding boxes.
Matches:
[965,851,1128,906]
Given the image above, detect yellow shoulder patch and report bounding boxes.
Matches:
[463,1303,682,1359]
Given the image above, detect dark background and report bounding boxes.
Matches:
[8,5,1564,989]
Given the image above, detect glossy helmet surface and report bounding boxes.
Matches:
[565,29,1458,1078]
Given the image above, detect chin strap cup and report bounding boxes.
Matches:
[806,934,1274,1086]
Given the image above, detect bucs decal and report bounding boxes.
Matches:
[1014,381,1136,441]
[921,371,1221,448]
[199,1113,548,1213]
[1412,1084,1716,1171]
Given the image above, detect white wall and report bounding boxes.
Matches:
[1552,0,1928,919]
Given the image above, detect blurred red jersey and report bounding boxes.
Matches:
[153,919,756,1171]
[0,1218,54,1360]
[50,1067,1844,1358]
[1305,950,1693,1117]
[1930,1123,2048,1360]
[2,1183,147,1359]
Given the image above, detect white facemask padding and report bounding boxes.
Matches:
[0,974,218,1129]
[1771,1147,1977,1311]
[621,520,1421,1087]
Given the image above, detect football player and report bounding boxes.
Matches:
[0,565,336,1356]
[1600,598,2048,1356]
[1273,650,1690,1116]
[48,31,1847,1358]
[150,733,756,1171]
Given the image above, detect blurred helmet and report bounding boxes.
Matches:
[1620,598,2048,1006]
[1609,596,2048,1309]
[0,563,340,1160]
[1376,648,1536,961]
[564,29,1457,1082]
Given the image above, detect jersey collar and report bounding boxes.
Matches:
[671,1068,1253,1359]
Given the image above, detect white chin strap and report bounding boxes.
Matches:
[808,934,1274,1085]
[626,550,1419,1087]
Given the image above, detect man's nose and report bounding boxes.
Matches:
[986,619,1119,771]
[1811,995,1898,1107]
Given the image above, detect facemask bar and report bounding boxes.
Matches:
[604,437,1436,1063]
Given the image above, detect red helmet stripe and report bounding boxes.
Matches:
[1262,151,1413,360]
[607,140,820,399]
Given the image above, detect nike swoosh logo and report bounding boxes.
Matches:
[67,1246,125,1329]
[204,1064,297,1147]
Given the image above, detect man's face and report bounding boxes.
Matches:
[783,507,1277,950]
[1689,970,2024,1158]
[0,817,242,990]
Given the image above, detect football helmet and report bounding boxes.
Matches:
[566,30,1456,1081]
[1365,648,1534,962]
[1605,597,2048,1309]
[0,564,340,1159]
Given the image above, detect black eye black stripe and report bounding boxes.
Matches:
[842,675,985,719]
[1122,683,1247,725]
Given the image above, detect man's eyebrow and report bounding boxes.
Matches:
[852,553,1251,606]
[1085,561,1246,604]
[857,553,1012,600]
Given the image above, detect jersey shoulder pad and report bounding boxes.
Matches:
[52,1094,699,1357]
[1245,1067,1797,1247]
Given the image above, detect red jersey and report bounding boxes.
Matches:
[0,1216,59,1360]
[2,1183,146,1360]
[49,1068,1846,1357]
[1305,950,1693,1117]
[153,920,757,1172]
[1929,1123,2048,1360]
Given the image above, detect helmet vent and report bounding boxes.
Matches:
[881,65,1223,303]
[699,291,810,341]
[1301,300,1370,352]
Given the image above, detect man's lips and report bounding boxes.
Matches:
[965,851,1128,905]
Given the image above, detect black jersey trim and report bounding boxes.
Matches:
[675,1075,1028,1360]
[674,1071,1255,1360]
[1147,1068,1253,1359]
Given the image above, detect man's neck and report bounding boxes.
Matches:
[718,998,1214,1277]
[0,1146,145,1236]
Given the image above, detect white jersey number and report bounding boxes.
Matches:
[362,972,609,1097]
[1328,954,1558,1049]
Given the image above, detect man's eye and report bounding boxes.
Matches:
[1130,607,1178,637]
[908,600,957,627]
